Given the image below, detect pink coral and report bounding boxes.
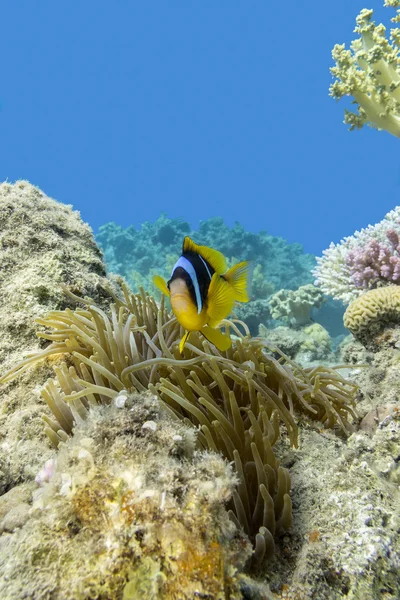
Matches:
[346,229,400,289]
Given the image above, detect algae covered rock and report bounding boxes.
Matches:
[0,393,251,599]
[0,180,120,494]
[273,418,400,599]
[262,339,400,600]
[0,180,110,369]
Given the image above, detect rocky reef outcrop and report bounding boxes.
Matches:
[0,180,118,493]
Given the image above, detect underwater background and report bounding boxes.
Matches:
[2,0,398,351]
[0,0,399,254]
[1,1,400,599]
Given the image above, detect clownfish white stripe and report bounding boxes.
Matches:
[173,256,203,314]
[198,253,213,280]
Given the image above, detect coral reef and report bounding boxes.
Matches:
[300,324,332,360]
[0,180,109,370]
[270,412,400,599]
[2,181,399,599]
[258,284,332,365]
[96,215,315,297]
[251,264,276,299]
[268,284,324,328]
[330,0,400,137]
[234,298,272,336]
[0,181,267,598]
[344,286,400,343]
[1,282,359,564]
[313,206,400,303]
[315,297,347,339]
[259,337,400,599]
[259,323,332,364]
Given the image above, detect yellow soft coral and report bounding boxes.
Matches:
[331,1,400,136]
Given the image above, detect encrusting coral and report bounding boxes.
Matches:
[1,281,359,565]
[344,286,400,340]
[268,284,324,328]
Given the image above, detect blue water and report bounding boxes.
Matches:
[0,0,398,257]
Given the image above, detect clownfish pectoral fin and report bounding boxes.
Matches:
[200,325,232,352]
[179,331,191,353]
[182,236,227,275]
[206,273,236,326]
[224,261,251,302]
[152,275,170,297]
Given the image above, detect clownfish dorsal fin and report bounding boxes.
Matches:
[182,236,227,275]
[152,275,170,297]
[206,273,236,326]
[200,325,232,351]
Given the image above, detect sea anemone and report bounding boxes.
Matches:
[0,282,358,563]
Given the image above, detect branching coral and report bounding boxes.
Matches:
[330,0,400,136]
[313,206,400,303]
[346,229,400,288]
[0,283,358,563]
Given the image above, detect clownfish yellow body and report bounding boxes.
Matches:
[153,236,251,353]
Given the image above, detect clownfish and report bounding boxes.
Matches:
[153,236,250,353]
